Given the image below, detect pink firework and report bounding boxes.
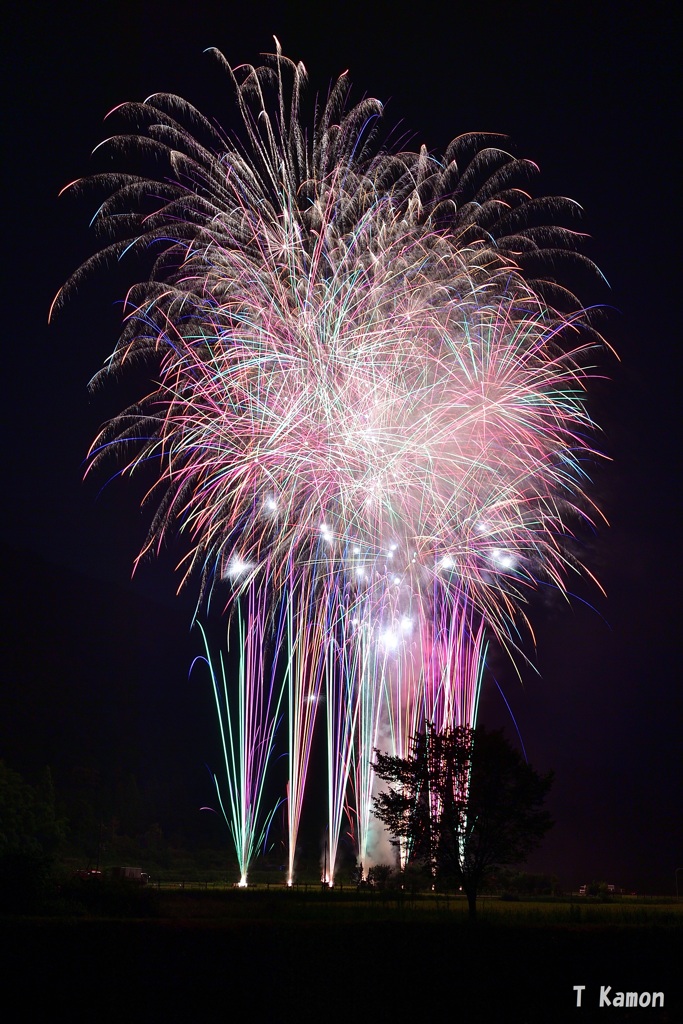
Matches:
[59,45,606,882]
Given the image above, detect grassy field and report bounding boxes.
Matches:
[3,889,680,1023]
[150,884,683,925]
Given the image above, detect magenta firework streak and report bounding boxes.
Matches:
[58,44,606,883]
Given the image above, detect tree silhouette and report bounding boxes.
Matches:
[373,727,553,918]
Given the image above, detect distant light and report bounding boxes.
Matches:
[264,496,278,512]
[381,629,399,652]
[440,555,455,570]
[491,548,515,570]
[228,556,252,579]
[400,616,413,634]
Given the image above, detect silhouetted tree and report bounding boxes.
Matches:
[373,727,553,918]
[0,762,67,911]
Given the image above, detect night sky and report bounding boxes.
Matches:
[2,2,680,893]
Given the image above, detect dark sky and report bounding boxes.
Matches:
[2,1,680,892]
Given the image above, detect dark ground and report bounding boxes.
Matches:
[3,892,680,1023]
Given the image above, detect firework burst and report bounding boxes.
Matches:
[60,43,606,882]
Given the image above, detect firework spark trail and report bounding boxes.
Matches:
[284,575,328,884]
[425,598,488,733]
[63,44,606,882]
[194,586,285,884]
[324,590,358,884]
[350,619,385,875]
